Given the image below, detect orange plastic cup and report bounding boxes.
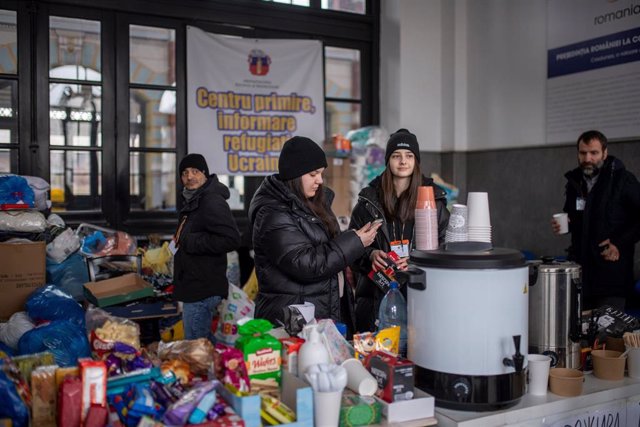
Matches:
[417,186,435,209]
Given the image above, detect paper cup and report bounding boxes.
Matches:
[591,350,626,381]
[314,390,343,427]
[341,358,378,396]
[553,213,569,234]
[626,346,640,379]
[528,354,551,395]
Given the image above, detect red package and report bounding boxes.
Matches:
[84,404,108,427]
[58,376,82,427]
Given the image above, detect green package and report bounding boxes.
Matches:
[339,393,382,427]
[235,319,282,384]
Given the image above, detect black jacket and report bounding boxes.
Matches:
[174,175,241,302]
[348,174,450,332]
[249,175,366,326]
[563,156,640,298]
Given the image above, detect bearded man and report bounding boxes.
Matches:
[552,130,640,310]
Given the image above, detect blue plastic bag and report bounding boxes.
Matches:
[0,175,35,207]
[25,285,85,327]
[0,369,29,427]
[17,320,90,367]
[46,253,89,301]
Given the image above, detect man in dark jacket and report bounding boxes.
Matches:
[553,130,640,310]
[173,153,241,340]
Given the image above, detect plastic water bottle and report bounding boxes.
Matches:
[378,281,408,357]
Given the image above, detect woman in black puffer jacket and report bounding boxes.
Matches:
[249,136,381,327]
[349,129,450,333]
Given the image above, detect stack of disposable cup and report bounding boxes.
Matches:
[466,192,492,243]
[415,186,438,250]
[445,204,468,243]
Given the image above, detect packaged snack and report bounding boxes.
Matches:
[339,392,382,427]
[162,380,217,426]
[279,337,304,376]
[367,251,401,293]
[79,359,107,422]
[157,338,215,375]
[216,344,250,392]
[260,394,296,425]
[31,365,58,427]
[375,326,400,356]
[235,319,282,384]
[57,376,82,427]
[353,332,376,361]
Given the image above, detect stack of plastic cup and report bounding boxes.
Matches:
[415,186,438,250]
[445,204,468,243]
[467,192,492,243]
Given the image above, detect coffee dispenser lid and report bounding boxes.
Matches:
[410,241,525,269]
[538,261,581,274]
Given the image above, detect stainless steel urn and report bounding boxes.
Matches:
[528,259,582,369]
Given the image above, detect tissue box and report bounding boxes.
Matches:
[339,392,381,427]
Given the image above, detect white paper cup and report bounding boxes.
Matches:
[626,346,640,379]
[553,213,569,234]
[341,358,378,396]
[528,354,552,395]
[467,192,491,227]
[314,390,343,427]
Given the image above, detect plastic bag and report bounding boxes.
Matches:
[0,210,47,232]
[214,283,255,346]
[46,228,80,263]
[85,307,141,356]
[77,223,136,257]
[0,174,35,208]
[0,369,29,427]
[157,338,215,375]
[141,241,172,275]
[0,312,35,350]
[17,319,91,367]
[23,175,50,212]
[25,285,85,327]
[45,253,89,301]
[226,250,240,286]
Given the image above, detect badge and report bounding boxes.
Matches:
[390,239,410,258]
[576,197,586,211]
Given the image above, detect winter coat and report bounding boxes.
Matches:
[349,174,450,332]
[563,156,640,299]
[249,175,366,326]
[173,175,241,302]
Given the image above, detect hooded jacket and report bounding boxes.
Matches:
[349,174,450,332]
[174,175,241,302]
[249,175,366,326]
[563,156,640,298]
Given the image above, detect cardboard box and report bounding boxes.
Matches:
[366,351,415,403]
[102,298,180,320]
[0,241,46,320]
[83,273,154,307]
[376,387,435,423]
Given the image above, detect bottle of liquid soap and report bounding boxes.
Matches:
[297,324,330,377]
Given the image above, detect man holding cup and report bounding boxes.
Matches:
[552,130,640,310]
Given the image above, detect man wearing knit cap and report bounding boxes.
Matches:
[173,153,240,341]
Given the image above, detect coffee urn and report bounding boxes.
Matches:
[404,242,528,411]
[528,259,582,369]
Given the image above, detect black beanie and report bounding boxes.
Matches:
[278,136,328,181]
[385,128,421,164]
[179,153,209,176]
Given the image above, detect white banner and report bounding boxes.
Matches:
[546,1,640,144]
[186,26,325,175]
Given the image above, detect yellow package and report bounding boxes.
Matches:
[375,326,400,356]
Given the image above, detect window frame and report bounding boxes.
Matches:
[11,0,379,234]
